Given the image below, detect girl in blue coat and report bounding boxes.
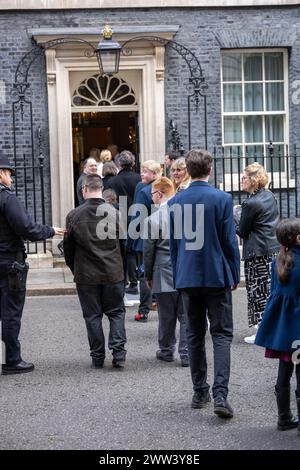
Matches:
[255,217,300,433]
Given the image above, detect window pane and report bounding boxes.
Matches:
[224,117,242,143]
[265,83,284,110]
[265,145,285,172]
[224,146,242,158]
[243,54,262,81]
[265,144,285,156]
[244,83,263,111]
[223,146,242,173]
[265,52,283,80]
[244,116,263,143]
[245,146,264,166]
[265,115,284,142]
[223,84,242,111]
[222,54,242,81]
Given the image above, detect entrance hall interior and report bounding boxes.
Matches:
[72,111,139,196]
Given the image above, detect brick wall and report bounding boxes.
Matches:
[0,5,299,223]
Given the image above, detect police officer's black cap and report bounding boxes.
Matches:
[0,154,15,176]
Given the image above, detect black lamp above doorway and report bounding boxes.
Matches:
[95,24,208,148]
[95,25,122,75]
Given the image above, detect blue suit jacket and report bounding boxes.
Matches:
[168,181,240,288]
[128,181,154,253]
[255,246,300,353]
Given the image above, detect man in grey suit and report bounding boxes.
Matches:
[143,177,189,367]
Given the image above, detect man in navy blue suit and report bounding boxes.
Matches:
[169,149,240,419]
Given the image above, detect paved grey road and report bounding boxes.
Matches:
[0,289,299,450]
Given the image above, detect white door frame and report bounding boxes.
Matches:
[45,47,167,229]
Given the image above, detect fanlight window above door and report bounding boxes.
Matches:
[72,74,137,107]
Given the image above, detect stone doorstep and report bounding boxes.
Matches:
[53,257,67,268]
[26,279,245,296]
[27,251,53,269]
[26,285,76,296]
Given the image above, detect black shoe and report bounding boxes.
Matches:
[275,386,298,430]
[214,396,234,419]
[191,391,211,409]
[2,360,34,375]
[156,350,174,362]
[91,358,104,369]
[181,357,190,367]
[112,359,125,369]
[277,415,298,431]
[125,284,138,295]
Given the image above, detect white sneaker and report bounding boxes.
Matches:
[244,333,256,344]
[123,295,139,307]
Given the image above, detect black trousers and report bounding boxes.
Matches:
[276,360,300,394]
[156,291,188,359]
[76,281,127,362]
[0,275,26,366]
[136,252,152,315]
[181,287,233,399]
[126,252,138,286]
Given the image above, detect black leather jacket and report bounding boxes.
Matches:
[63,198,125,285]
[236,188,280,260]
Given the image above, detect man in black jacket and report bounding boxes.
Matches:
[106,151,141,207]
[0,154,64,375]
[64,174,127,369]
[106,150,141,295]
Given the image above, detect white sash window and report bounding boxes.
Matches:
[221,49,289,179]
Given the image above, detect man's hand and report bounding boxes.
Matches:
[231,284,238,291]
[53,227,66,236]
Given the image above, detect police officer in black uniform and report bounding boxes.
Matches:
[0,154,65,375]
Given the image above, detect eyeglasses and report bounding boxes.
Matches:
[151,190,160,196]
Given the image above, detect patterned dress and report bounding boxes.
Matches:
[244,254,276,327]
[234,188,279,328]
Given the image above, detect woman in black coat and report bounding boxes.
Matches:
[234,162,279,344]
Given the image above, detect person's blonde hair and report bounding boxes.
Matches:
[171,157,186,171]
[171,157,190,191]
[152,177,175,198]
[100,149,112,163]
[141,159,162,176]
[244,162,269,189]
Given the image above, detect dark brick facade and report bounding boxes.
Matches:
[0,5,299,223]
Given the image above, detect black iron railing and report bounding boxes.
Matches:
[13,127,47,254]
[212,145,299,218]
